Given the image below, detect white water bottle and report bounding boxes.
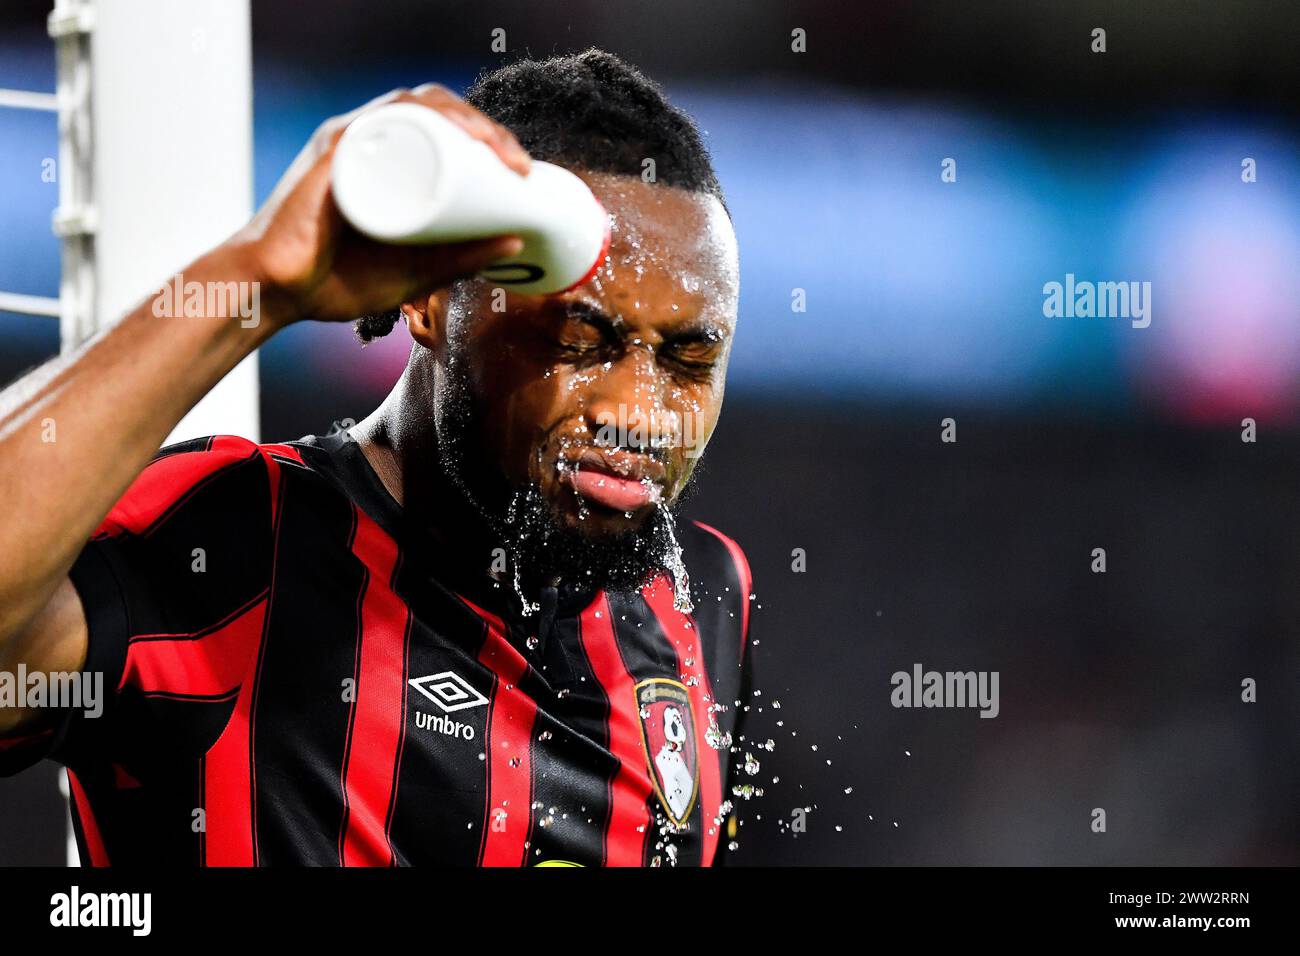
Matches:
[330,102,611,295]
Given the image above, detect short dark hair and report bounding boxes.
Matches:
[354,48,726,343]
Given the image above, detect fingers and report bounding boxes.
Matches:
[315,84,532,177]
[402,235,525,299]
[319,86,413,147]
[402,84,532,177]
[444,234,526,274]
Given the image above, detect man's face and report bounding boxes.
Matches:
[430,172,739,591]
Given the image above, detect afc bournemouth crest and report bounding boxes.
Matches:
[635,678,699,826]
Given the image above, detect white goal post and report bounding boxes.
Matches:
[2,0,258,867]
[3,0,258,445]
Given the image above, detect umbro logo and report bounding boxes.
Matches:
[408,671,489,713]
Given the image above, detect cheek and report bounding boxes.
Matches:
[480,365,591,481]
[666,384,723,464]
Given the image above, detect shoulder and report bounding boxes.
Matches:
[96,435,271,537]
[680,520,752,604]
[94,434,332,539]
[680,519,754,650]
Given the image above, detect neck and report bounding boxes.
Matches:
[350,360,496,557]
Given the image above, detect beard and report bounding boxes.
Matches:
[496,481,685,597]
[433,327,694,605]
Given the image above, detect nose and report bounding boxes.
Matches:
[583,349,680,453]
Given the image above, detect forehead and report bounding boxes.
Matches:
[575,171,739,326]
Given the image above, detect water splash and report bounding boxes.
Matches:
[657,502,693,613]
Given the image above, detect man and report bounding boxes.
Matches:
[0,49,753,867]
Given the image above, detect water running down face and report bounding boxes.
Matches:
[420,172,740,608]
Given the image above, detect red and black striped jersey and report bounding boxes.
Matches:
[0,429,755,866]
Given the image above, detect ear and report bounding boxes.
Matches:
[402,291,447,352]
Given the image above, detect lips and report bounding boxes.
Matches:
[567,469,661,511]
[560,448,666,512]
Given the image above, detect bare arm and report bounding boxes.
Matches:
[0,84,529,735]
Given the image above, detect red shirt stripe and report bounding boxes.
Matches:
[462,597,537,867]
[202,679,259,865]
[641,575,725,863]
[122,593,267,698]
[203,452,287,867]
[692,521,752,657]
[339,507,411,866]
[67,769,110,866]
[96,436,259,537]
[578,594,653,866]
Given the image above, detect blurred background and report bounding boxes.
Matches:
[2,0,1298,864]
